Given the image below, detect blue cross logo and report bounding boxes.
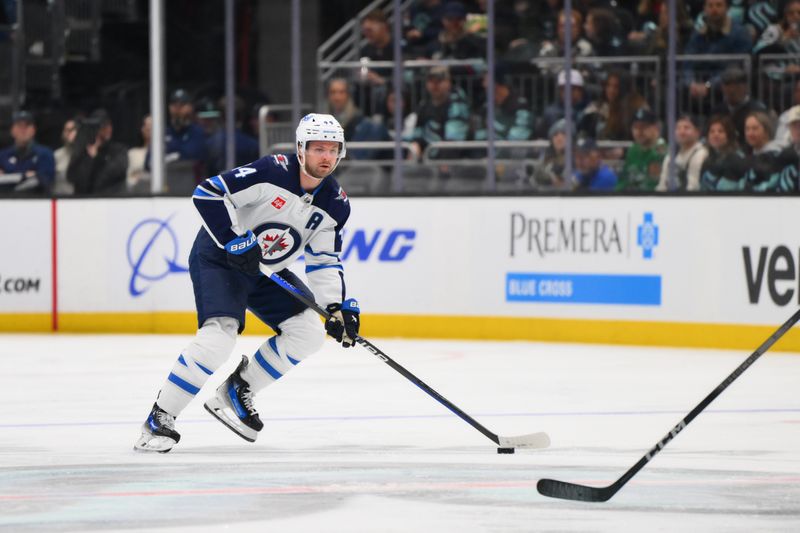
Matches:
[636,212,659,259]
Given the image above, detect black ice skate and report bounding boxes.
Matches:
[133,402,181,453]
[204,355,264,442]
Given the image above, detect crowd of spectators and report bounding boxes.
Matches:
[0,89,260,196]
[2,0,799,195]
[326,0,799,192]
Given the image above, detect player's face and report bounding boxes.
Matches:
[304,141,340,179]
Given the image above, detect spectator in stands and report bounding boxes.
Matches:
[206,96,260,176]
[411,66,471,161]
[539,69,591,139]
[580,69,648,142]
[538,9,594,74]
[737,0,780,42]
[463,0,517,54]
[584,7,627,56]
[68,109,128,195]
[530,118,569,188]
[776,79,800,146]
[753,0,800,80]
[404,0,444,58]
[326,77,391,160]
[356,9,394,114]
[573,137,618,191]
[700,114,748,190]
[788,105,800,156]
[656,114,709,191]
[473,65,534,143]
[53,117,78,195]
[617,107,667,191]
[504,0,562,63]
[426,1,486,60]
[127,114,151,193]
[166,88,208,168]
[684,0,752,102]
[0,111,55,195]
[711,65,769,143]
[628,1,693,55]
[742,110,799,191]
[373,87,417,142]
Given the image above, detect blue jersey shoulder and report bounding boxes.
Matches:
[313,173,351,228]
[217,153,302,195]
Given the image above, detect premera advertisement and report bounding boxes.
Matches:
[2,196,799,350]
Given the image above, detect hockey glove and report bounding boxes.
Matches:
[325,299,360,348]
[224,230,262,275]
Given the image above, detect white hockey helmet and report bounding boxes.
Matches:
[295,113,346,175]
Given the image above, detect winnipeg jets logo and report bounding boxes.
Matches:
[262,230,290,256]
[271,195,286,210]
[253,222,302,265]
[272,154,289,172]
[335,186,348,203]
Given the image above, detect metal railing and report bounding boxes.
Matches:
[756,54,800,114]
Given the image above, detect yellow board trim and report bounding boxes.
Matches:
[2,312,799,352]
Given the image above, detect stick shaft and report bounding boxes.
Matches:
[264,267,501,444]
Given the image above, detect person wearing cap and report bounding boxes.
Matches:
[684,0,752,101]
[572,137,618,191]
[67,109,129,195]
[0,111,55,195]
[410,65,471,160]
[538,69,590,139]
[616,108,667,191]
[166,88,208,169]
[656,114,709,191]
[426,1,486,60]
[710,65,769,143]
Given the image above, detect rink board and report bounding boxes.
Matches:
[1,196,798,350]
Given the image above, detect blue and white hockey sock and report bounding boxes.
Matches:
[157,317,238,416]
[241,309,325,392]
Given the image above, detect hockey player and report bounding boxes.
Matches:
[134,113,360,453]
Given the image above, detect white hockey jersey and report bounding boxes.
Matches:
[192,153,351,307]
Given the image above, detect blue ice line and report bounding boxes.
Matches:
[1,408,798,429]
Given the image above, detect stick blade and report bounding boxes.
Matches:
[536,478,616,502]
[498,431,550,449]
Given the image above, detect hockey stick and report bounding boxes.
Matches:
[260,263,550,450]
[537,307,800,502]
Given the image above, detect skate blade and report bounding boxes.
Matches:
[133,434,176,453]
[204,397,258,443]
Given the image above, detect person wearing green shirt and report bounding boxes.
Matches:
[617,108,667,191]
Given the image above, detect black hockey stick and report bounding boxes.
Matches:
[260,264,550,450]
[537,307,800,502]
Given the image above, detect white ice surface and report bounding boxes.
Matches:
[0,334,798,532]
